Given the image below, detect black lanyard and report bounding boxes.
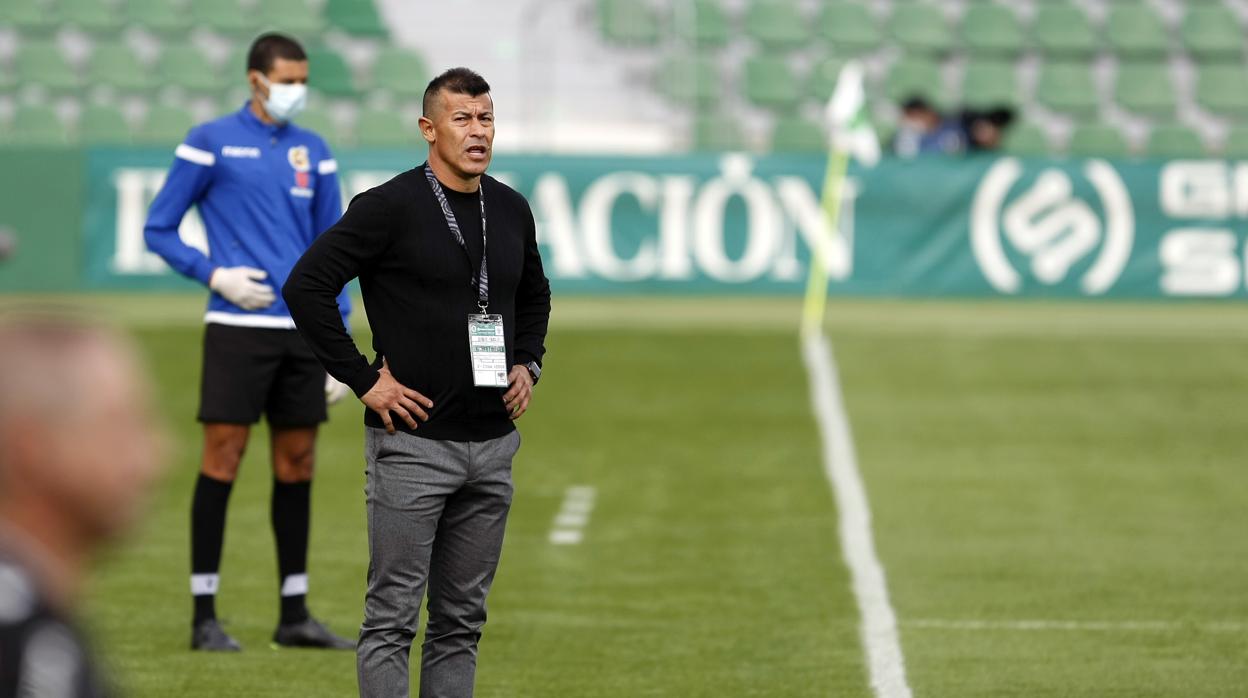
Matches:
[425,165,488,313]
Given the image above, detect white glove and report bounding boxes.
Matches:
[325,374,350,406]
[209,266,275,311]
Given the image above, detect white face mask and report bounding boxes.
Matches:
[257,74,307,123]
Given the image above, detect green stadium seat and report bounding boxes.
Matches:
[1036,61,1098,115]
[159,45,223,94]
[743,55,801,108]
[136,105,195,146]
[16,41,81,92]
[962,60,1019,108]
[693,114,745,151]
[370,48,428,99]
[961,4,1025,57]
[656,54,721,104]
[1221,127,1248,158]
[325,0,388,37]
[256,0,324,37]
[819,3,880,55]
[1106,5,1169,58]
[598,0,660,45]
[0,0,60,34]
[1195,64,1248,115]
[78,105,133,145]
[885,57,944,106]
[1033,4,1097,57]
[807,57,845,102]
[674,0,731,47]
[60,0,123,34]
[4,105,70,146]
[1146,125,1205,157]
[1181,5,1243,60]
[744,0,812,50]
[88,42,157,93]
[770,116,825,153]
[889,3,953,55]
[190,0,254,37]
[306,48,356,97]
[125,0,192,34]
[355,109,417,148]
[1115,62,1175,117]
[1002,123,1051,156]
[293,107,339,143]
[1068,124,1128,158]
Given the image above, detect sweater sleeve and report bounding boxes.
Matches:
[284,189,394,397]
[512,198,552,369]
[143,126,217,285]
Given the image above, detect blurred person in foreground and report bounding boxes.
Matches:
[891,95,966,157]
[284,67,551,697]
[0,318,166,697]
[143,31,354,651]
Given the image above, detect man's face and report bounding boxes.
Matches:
[420,90,495,180]
[249,57,309,100]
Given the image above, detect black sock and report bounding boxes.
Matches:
[191,473,233,626]
[272,479,311,625]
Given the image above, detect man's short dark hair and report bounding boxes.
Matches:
[247,33,307,74]
[422,67,491,116]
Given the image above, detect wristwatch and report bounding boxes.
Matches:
[525,360,541,385]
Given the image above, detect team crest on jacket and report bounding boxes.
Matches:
[287,146,311,173]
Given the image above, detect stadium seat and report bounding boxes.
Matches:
[354,109,417,148]
[889,3,953,55]
[807,57,845,101]
[136,105,195,146]
[325,0,388,37]
[961,4,1025,57]
[88,42,157,93]
[256,0,325,37]
[769,116,825,153]
[1067,124,1128,158]
[1181,4,1243,61]
[60,0,124,34]
[190,0,254,37]
[744,0,812,50]
[4,105,70,146]
[675,0,731,47]
[16,41,80,92]
[1106,5,1170,58]
[1115,62,1176,117]
[743,55,801,108]
[1002,123,1051,156]
[962,60,1019,108]
[819,3,881,55]
[291,107,337,142]
[125,0,192,35]
[693,114,745,151]
[1145,125,1205,157]
[370,47,428,99]
[1033,3,1097,57]
[885,57,945,106]
[1036,61,1098,115]
[598,0,660,45]
[656,54,721,104]
[1221,127,1248,158]
[1195,64,1248,115]
[305,48,356,97]
[0,0,60,34]
[159,45,223,94]
[78,105,133,145]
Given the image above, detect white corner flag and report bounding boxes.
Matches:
[803,60,880,336]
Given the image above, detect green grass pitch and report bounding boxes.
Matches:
[35,296,1247,696]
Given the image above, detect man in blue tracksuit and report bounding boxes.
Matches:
[145,32,353,652]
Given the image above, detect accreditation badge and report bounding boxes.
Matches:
[468,314,508,387]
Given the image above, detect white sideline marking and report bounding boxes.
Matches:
[802,332,913,698]
[906,618,1248,633]
[549,486,596,546]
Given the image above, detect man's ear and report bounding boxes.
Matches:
[418,116,435,144]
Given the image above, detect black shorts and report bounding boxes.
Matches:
[198,323,328,427]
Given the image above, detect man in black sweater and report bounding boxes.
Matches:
[283,67,550,697]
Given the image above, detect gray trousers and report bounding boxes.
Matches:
[358,427,519,698]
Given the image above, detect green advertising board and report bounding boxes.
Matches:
[4,146,1248,298]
